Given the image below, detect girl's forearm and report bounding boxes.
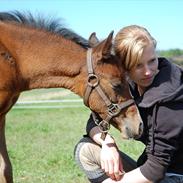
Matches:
[89,126,115,145]
[103,168,152,183]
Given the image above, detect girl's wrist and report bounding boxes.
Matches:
[102,134,116,146]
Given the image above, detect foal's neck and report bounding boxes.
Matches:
[0,22,87,98]
[24,37,88,97]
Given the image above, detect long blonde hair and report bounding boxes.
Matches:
[114,25,157,70]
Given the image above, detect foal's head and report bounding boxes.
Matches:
[85,32,143,139]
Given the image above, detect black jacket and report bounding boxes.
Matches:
[130,58,183,182]
[86,58,183,182]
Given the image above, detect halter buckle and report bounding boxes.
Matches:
[108,103,121,117]
[98,120,110,133]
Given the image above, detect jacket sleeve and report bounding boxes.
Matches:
[86,113,102,135]
[139,102,183,182]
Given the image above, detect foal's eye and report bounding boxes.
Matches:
[112,83,123,93]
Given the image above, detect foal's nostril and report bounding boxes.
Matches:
[139,122,144,134]
[124,121,143,139]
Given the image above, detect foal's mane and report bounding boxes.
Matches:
[0,11,90,49]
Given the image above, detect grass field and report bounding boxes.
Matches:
[5,89,144,183]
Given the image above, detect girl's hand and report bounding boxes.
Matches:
[101,136,124,181]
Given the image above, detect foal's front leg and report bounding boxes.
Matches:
[0,90,20,183]
[0,115,13,183]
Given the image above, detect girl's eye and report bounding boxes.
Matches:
[149,58,156,64]
[136,63,143,69]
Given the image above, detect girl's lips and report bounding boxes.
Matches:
[142,76,153,81]
[141,76,154,85]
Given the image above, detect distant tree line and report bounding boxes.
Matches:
[158,49,183,66]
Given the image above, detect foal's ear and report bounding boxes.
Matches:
[101,31,114,59]
[88,32,99,47]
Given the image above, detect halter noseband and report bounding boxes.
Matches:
[84,48,135,140]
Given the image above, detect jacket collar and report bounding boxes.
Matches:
[129,58,183,108]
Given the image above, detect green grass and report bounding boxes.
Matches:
[5,89,144,183]
[6,107,90,183]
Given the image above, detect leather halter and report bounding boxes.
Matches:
[84,48,135,140]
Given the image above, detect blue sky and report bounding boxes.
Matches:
[1,0,183,50]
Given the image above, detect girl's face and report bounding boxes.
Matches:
[128,43,158,90]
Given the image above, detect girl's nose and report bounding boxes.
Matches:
[144,65,151,76]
